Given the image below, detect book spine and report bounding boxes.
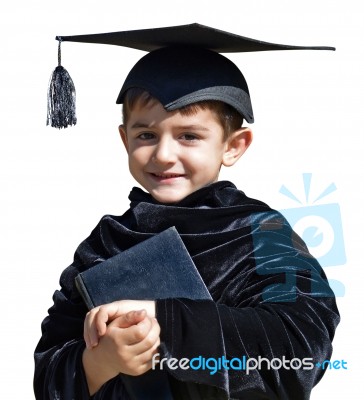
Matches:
[74,275,95,310]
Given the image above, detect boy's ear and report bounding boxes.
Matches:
[118,125,129,152]
[222,127,253,167]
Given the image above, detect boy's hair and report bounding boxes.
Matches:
[122,88,244,141]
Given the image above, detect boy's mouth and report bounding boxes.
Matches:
[151,172,185,178]
[149,172,186,182]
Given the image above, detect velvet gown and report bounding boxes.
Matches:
[34,181,340,399]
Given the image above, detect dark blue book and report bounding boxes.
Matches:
[75,226,211,309]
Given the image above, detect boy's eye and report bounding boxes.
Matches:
[137,132,155,140]
[180,133,198,141]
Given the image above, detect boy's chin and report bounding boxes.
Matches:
[148,187,194,204]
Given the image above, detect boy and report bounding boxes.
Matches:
[35,24,339,399]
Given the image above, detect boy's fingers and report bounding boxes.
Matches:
[108,309,147,329]
[85,306,151,349]
[95,307,115,336]
[128,309,147,324]
[83,325,91,349]
[113,315,153,345]
[85,309,147,348]
[129,330,161,373]
[136,317,161,353]
[84,310,100,348]
[125,317,160,351]
[138,339,161,366]
[94,302,137,335]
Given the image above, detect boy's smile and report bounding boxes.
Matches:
[120,100,251,203]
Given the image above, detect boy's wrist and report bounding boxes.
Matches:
[82,346,119,396]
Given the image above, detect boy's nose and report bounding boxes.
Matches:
[152,137,177,165]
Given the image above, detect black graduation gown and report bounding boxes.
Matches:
[34,181,340,399]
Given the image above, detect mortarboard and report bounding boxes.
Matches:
[47,23,335,129]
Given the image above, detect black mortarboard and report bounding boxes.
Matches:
[47,23,334,129]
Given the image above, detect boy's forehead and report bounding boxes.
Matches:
[54,23,334,127]
[126,95,222,123]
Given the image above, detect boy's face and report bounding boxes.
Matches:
[120,100,251,203]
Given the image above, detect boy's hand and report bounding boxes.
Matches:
[82,310,161,395]
[98,311,161,375]
[84,300,156,348]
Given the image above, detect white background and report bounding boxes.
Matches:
[0,0,362,398]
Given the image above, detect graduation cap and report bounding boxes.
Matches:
[47,23,335,129]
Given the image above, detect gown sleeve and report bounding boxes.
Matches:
[33,262,131,399]
[154,214,340,400]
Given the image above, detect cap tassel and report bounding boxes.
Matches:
[47,40,77,129]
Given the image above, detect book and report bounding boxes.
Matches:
[75,226,211,310]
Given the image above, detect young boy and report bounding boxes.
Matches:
[35,25,339,399]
